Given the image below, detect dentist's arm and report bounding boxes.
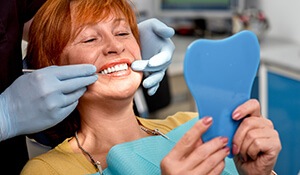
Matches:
[0,64,97,141]
[131,18,175,96]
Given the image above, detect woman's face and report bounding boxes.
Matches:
[61,13,142,100]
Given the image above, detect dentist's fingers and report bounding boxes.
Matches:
[33,64,98,93]
[142,71,165,88]
[60,75,98,93]
[150,18,175,38]
[43,64,97,80]
[131,60,148,71]
[146,84,159,96]
[131,49,173,72]
[148,39,174,67]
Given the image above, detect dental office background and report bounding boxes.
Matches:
[132,0,300,175]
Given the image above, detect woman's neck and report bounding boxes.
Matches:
[69,98,148,169]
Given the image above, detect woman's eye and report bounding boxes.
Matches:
[83,38,96,43]
[117,32,130,36]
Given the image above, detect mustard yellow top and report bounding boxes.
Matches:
[21,112,198,175]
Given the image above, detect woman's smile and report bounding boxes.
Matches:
[99,59,133,77]
[100,63,128,74]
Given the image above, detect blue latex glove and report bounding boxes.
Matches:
[131,18,175,96]
[0,64,97,141]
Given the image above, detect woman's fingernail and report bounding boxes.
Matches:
[224,146,230,154]
[232,112,241,120]
[220,137,228,144]
[202,117,213,125]
[242,155,248,162]
[232,144,239,155]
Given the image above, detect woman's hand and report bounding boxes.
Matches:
[161,117,230,175]
[232,99,282,175]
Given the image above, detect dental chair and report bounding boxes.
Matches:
[26,137,51,159]
[134,71,171,118]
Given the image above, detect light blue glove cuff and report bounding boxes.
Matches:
[0,93,15,141]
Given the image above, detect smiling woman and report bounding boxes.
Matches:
[24,0,143,148]
[22,0,155,173]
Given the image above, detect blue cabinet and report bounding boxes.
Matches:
[258,38,300,175]
[267,71,300,175]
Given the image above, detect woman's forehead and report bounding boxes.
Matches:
[70,4,126,27]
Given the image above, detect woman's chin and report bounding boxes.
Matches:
[84,73,142,101]
[85,84,137,99]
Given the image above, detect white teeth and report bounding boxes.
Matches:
[101,63,128,74]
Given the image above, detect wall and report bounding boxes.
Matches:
[131,0,155,21]
[261,0,300,44]
[134,0,300,45]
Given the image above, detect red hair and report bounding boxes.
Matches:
[26,0,139,69]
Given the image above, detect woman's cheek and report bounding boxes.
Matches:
[61,47,99,65]
[135,47,142,61]
[128,42,141,61]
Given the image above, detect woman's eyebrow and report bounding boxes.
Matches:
[114,17,126,22]
[113,18,127,25]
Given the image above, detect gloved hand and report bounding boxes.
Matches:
[0,64,97,141]
[131,18,175,96]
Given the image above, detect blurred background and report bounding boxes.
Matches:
[131,0,300,174]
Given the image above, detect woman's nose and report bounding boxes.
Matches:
[102,36,125,55]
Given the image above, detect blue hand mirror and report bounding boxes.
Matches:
[183,30,260,157]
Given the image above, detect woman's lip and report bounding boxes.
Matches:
[99,59,132,72]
